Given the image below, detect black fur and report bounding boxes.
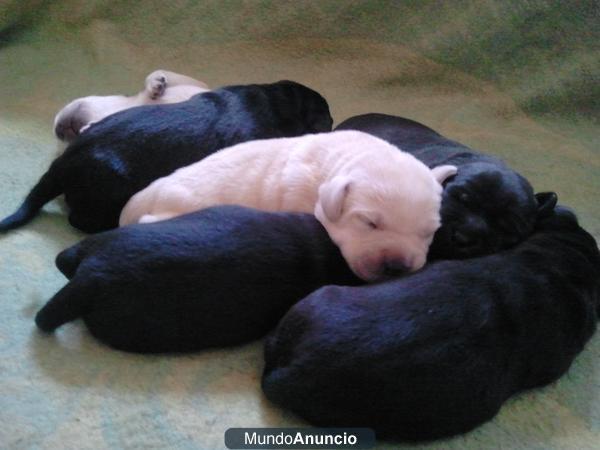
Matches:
[262,207,600,441]
[34,206,360,353]
[1,80,333,233]
[335,113,557,258]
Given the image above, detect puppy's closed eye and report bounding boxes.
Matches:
[356,212,381,230]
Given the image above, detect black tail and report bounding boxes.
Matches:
[35,281,91,332]
[0,162,63,232]
[55,243,86,279]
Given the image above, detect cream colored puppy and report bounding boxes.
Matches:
[53,69,209,143]
[120,130,457,281]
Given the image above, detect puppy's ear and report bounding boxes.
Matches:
[318,176,352,222]
[535,192,558,218]
[431,165,458,185]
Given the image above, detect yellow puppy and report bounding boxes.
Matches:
[53,70,209,143]
[120,130,457,281]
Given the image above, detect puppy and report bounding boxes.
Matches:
[262,206,600,441]
[54,70,209,143]
[335,114,557,258]
[0,80,333,233]
[119,130,457,281]
[34,206,361,353]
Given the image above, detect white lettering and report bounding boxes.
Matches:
[293,432,304,444]
[244,432,257,445]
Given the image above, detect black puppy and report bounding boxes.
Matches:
[335,113,557,258]
[34,206,360,353]
[0,81,332,233]
[262,207,600,441]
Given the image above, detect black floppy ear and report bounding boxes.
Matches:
[535,192,558,218]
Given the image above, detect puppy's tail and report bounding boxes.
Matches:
[0,161,63,232]
[35,281,92,332]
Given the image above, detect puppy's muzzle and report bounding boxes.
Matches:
[450,214,491,253]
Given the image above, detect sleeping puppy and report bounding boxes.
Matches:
[335,113,557,258]
[34,206,361,353]
[262,206,600,441]
[0,80,333,233]
[119,130,457,281]
[54,70,209,143]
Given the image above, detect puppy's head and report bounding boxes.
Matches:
[430,161,557,258]
[272,80,333,134]
[315,158,456,281]
[53,98,90,143]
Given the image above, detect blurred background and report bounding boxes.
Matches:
[0,1,598,449]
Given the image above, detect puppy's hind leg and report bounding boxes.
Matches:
[35,280,93,332]
[120,183,194,226]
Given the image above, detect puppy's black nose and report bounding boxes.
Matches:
[382,261,408,277]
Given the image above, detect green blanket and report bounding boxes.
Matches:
[1,1,598,448]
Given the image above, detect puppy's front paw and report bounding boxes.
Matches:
[146,70,168,99]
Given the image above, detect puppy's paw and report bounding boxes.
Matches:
[145,70,168,99]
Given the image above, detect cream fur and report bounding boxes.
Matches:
[119,130,457,281]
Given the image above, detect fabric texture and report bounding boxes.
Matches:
[0,1,598,448]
